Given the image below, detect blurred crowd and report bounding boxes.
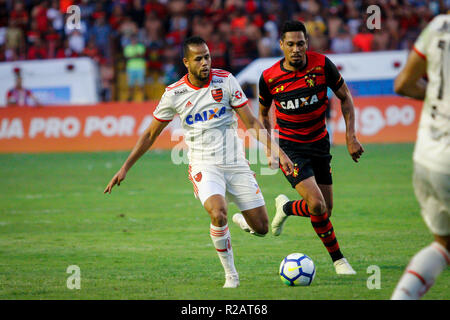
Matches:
[0,0,448,101]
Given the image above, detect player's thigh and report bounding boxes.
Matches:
[189,165,226,207]
[279,154,326,215]
[413,162,450,238]
[224,167,265,213]
[281,155,315,190]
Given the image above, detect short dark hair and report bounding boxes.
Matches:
[280,21,307,40]
[183,36,207,57]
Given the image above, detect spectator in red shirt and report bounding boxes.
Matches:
[83,37,101,63]
[144,0,167,18]
[229,25,256,73]
[45,25,61,58]
[352,25,374,52]
[109,4,125,31]
[10,1,28,31]
[208,32,228,70]
[27,37,48,60]
[7,75,41,107]
[26,20,41,45]
[32,1,49,34]
[55,38,78,59]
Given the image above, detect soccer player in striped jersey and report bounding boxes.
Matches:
[257,21,364,275]
[104,36,294,288]
[391,14,449,300]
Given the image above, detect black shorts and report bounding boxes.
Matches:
[279,136,332,188]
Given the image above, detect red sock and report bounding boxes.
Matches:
[310,213,343,262]
[283,200,310,217]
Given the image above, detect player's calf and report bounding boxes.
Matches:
[241,205,269,236]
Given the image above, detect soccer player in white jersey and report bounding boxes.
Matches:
[104,36,294,288]
[391,14,450,300]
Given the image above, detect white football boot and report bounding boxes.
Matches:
[223,273,240,288]
[333,258,357,275]
[271,194,290,236]
[232,213,251,232]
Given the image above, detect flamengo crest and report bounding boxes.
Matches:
[211,88,223,102]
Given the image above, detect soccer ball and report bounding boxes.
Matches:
[279,253,316,286]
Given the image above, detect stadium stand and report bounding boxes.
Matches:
[0,0,446,102]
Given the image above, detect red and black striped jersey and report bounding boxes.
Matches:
[259,51,344,144]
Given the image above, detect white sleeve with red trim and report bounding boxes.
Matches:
[153,89,175,122]
[413,15,447,59]
[413,21,432,59]
[227,74,248,108]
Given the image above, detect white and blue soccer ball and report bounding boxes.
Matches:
[279,253,316,286]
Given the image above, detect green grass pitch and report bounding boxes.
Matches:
[0,143,448,299]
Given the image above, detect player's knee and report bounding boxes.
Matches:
[209,207,228,226]
[254,221,268,236]
[308,198,327,216]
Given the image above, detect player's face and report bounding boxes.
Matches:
[280,31,308,69]
[184,44,211,82]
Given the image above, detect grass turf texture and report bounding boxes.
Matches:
[0,143,448,300]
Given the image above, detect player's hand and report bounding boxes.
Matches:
[266,152,279,170]
[279,151,294,176]
[346,136,364,162]
[104,168,127,194]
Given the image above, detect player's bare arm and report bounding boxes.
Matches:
[258,103,272,133]
[104,119,169,194]
[394,50,427,100]
[334,82,364,162]
[235,103,294,175]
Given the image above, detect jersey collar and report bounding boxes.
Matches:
[184,72,212,90]
[279,54,309,73]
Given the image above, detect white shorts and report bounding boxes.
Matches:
[413,162,450,236]
[188,164,265,212]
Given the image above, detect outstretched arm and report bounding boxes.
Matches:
[104,119,169,194]
[334,82,364,162]
[235,103,293,175]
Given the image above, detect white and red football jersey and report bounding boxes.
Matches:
[153,69,249,165]
[413,14,450,174]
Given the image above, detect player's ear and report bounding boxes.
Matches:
[182,57,189,69]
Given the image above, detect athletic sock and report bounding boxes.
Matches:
[210,224,237,276]
[391,242,449,300]
[310,213,344,262]
[284,200,343,262]
[283,200,310,217]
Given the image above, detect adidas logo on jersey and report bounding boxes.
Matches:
[280,94,319,110]
[185,106,226,125]
[185,101,193,108]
